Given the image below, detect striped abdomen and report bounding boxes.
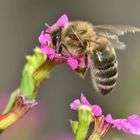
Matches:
[92,44,118,95]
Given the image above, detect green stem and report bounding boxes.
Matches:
[20,58,57,100]
[2,47,58,114]
[2,89,20,114]
[74,105,92,140]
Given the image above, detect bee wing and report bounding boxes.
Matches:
[94,25,140,50]
[108,37,126,50]
[94,25,140,37]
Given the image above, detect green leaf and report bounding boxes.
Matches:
[70,120,79,134]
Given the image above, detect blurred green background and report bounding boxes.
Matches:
[0,0,140,139]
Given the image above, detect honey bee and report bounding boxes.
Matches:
[49,21,140,95]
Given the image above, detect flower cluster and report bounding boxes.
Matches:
[38,14,91,70]
[70,94,140,138]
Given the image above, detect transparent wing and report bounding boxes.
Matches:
[94,25,140,37]
[95,31,126,50]
[108,37,126,50]
[94,25,140,50]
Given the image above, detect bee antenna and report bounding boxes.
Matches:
[45,22,50,28]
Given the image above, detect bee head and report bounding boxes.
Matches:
[60,22,97,56]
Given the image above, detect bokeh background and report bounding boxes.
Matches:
[0,0,140,139]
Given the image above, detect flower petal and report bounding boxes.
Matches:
[41,44,49,54]
[41,45,56,59]
[55,14,68,27]
[106,114,140,135]
[67,57,79,70]
[105,114,113,123]
[47,48,56,60]
[77,57,86,69]
[48,14,68,32]
[38,32,50,45]
[92,105,102,117]
[70,99,81,110]
[70,94,103,118]
[80,94,91,106]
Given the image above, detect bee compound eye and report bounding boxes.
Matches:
[52,36,58,46]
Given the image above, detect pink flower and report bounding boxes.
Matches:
[67,57,79,70]
[38,14,68,57]
[48,14,68,32]
[39,14,68,46]
[70,94,140,136]
[38,14,87,70]
[70,94,102,117]
[106,114,140,135]
[41,44,56,60]
[38,32,50,45]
